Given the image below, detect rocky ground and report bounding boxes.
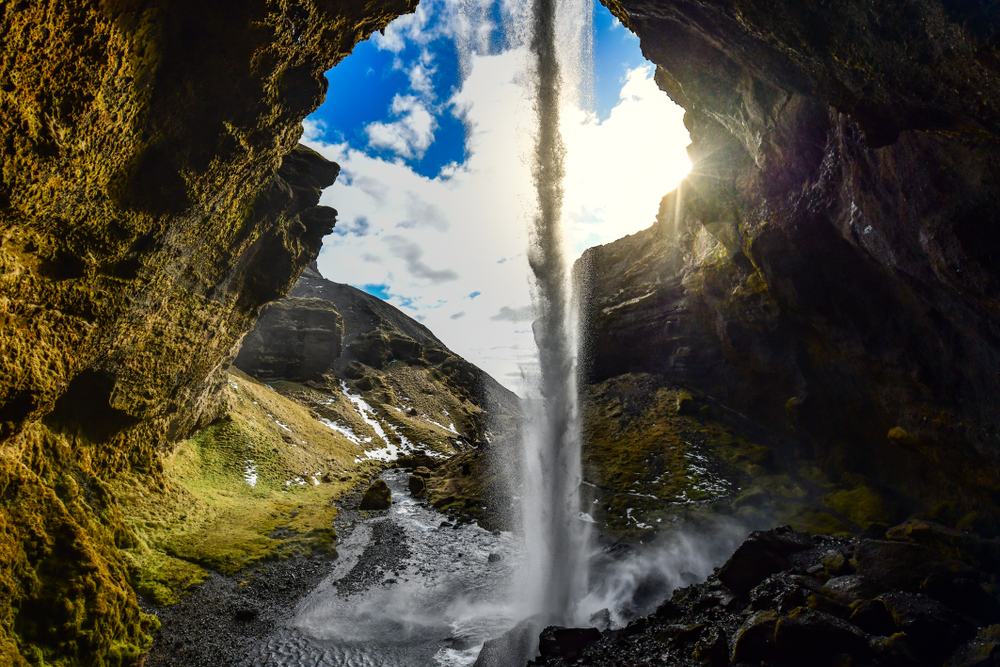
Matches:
[530,521,1000,667]
[140,482,384,667]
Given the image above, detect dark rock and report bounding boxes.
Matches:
[588,608,612,631]
[579,0,1000,531]
[850,599,897,637]
[718,526,812,595]
[922,574,1000,626]
[854,540,978,593]
[750,572,822,613]
[692,626,729,667]
[772,608,873,667]
[537,626,602,661]
[820,574,883,606]
[474,617,542,667]
[232,607,259,623]
[407,474,425,496]
[730,611,778,664]
[948,625,1000,667]
[886,520,994,570]
[487,553,502,564]
[878,591,977,663]
[234,297,344,381]
[359,479,391,510]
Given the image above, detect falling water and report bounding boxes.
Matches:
[517,0,591,626]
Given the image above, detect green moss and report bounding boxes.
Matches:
[788,508,853,536]
[822,485,892,529]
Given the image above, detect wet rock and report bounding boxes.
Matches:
[750,572,822,613]
[849,599,896,637]
[887,520,997,571]
[922,574,1000,625]
[805,593,852,620]
[854,540,978,593]
[877,592,977,663]
[359,479,391,510]
[772,608,873,667]
[820,574,883,606]
[948,625,1000,667]
[820,550,852,577]
[731,611,779,663]
[474,617,542,667]
[718,526,811,595]
[588,608,612,631]
[691,626,729,667]
[407,474,425,496]
[537,626,602,661]
[487,553,502,564]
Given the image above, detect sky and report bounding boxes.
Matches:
[302,0,691,395]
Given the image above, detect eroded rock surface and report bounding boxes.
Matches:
[0,1,416,663]
[583,0,1000,528]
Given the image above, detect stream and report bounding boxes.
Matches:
[241,469,523,667]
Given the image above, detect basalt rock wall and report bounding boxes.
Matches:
[587,0,1000,526]
[0,0,415,664]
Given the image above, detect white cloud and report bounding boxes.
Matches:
[408,50,438,97]
[306,50,690,395]
[365,95,437,158]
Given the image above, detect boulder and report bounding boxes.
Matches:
[854,539,978,593]
[772,608,873,667]
[750,572,823,613]
[849,599,896,637]
[948,625,1000,667]
[922,574,1000,625]
[731,610,779,664]
[359,479,391,510]
[408,474,426,496]
[877,592,977,663]
[718,526,812,595]
[820,574,883,606]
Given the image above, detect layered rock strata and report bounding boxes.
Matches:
[585,0,1000,528]
[0,1,415,664]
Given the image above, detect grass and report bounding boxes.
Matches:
[114,363,483,604]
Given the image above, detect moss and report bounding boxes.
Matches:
[788,508,854,536]
[822,485,893,529]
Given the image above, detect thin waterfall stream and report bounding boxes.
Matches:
[519,0,590,627]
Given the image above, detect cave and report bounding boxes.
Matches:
[2,0,1000,665]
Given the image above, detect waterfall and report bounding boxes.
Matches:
[517,0,592,627]
[453,0,594,634]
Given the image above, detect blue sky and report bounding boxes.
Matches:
[309,1,647,180]
[303,0,690,393]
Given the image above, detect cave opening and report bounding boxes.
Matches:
[301,0,692,395]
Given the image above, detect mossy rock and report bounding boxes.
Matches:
[359,479,391,510]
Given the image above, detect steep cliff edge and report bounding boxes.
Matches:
[584,0,1000,531]
[0,1,416,664]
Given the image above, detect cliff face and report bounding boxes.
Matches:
[236,263,521,443]
[585,0,1000,528]
[0,1,415,664]
[234,264,523,529]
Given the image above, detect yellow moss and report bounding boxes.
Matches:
[822,485,892,529]
[788,508,853,536]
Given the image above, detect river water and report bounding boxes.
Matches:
[241,469,523,667]
[231,468,748,667]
